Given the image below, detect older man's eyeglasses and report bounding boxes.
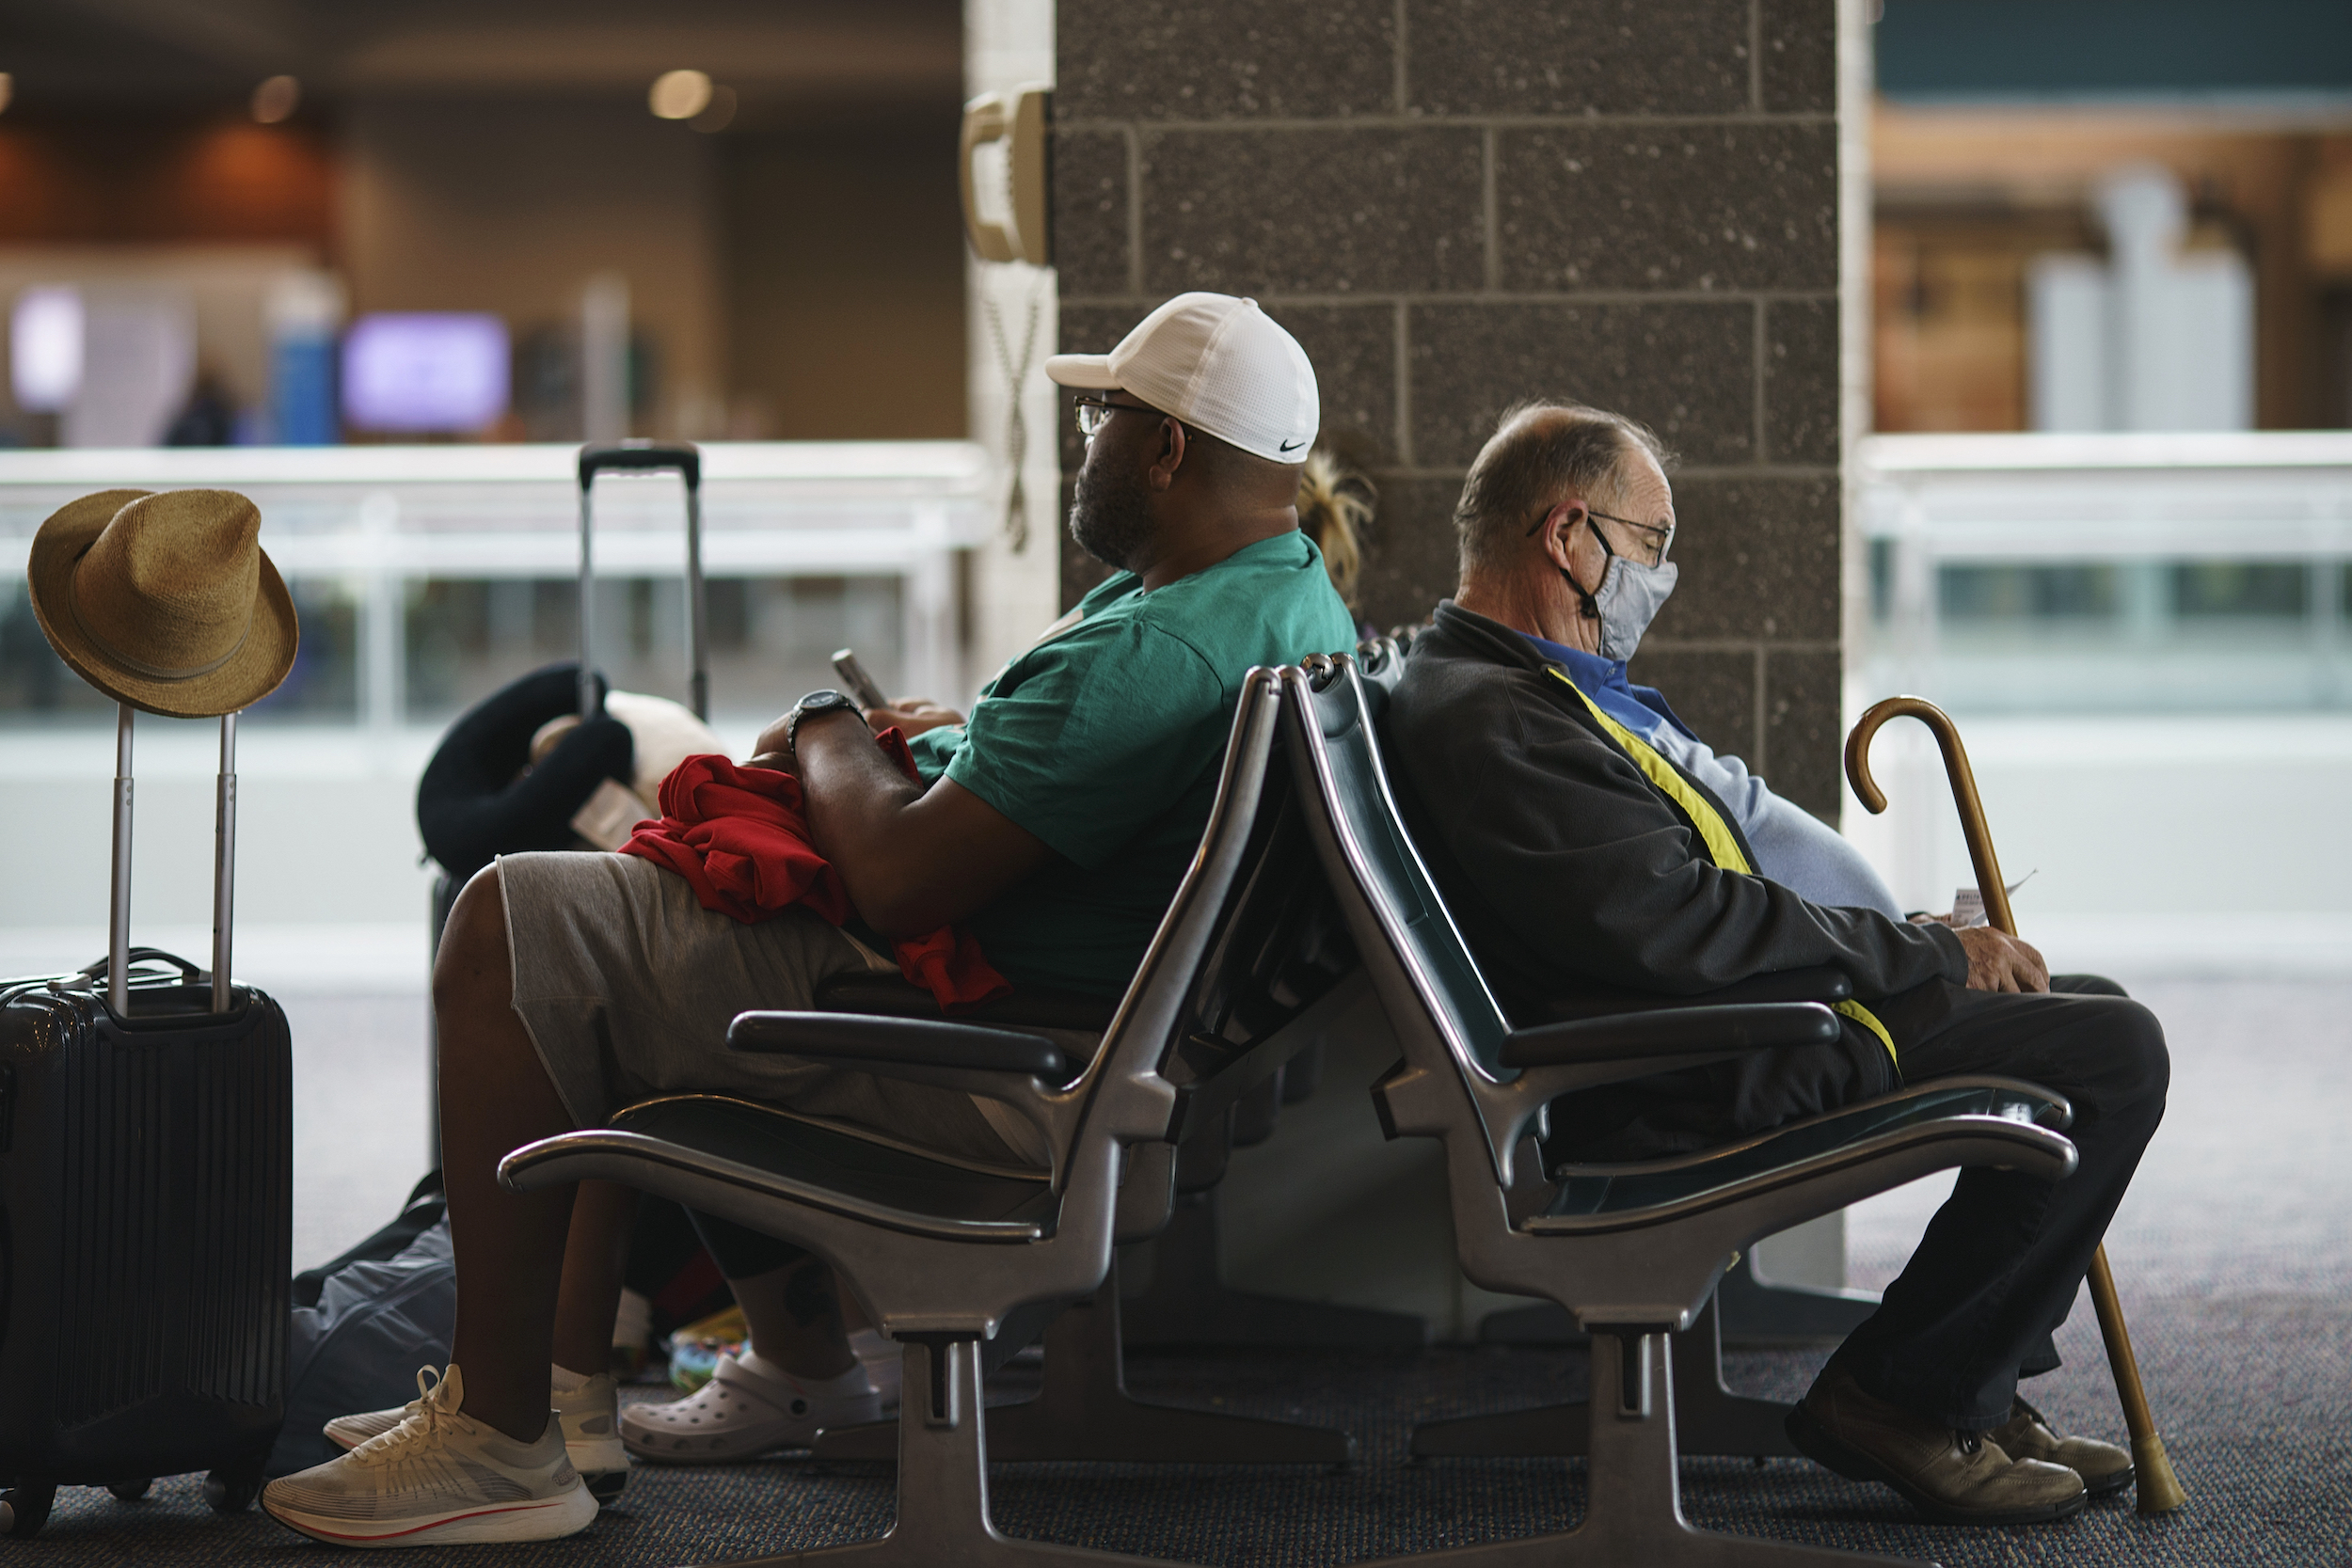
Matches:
[1526,504,1675,566]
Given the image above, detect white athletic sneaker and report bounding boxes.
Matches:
[850,1328,901,1411]
[619,1350,881,1463]
[551,1365,629,1503]
[264,1365,597,1547]
[325,1365,628,1505]
[322,1398,420,1453]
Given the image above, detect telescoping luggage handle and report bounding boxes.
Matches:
[104,704,239,1017]
[576,440,708,724]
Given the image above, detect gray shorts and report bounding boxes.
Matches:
[497,850,1041,1169]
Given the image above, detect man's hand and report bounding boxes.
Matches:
[866,697,964,739]
[747,712,799,775]
[1954,926,2049,993]
[794,707,1050,938]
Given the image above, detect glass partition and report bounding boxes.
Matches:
[0,441,984,734]
[1856,433,2352,715]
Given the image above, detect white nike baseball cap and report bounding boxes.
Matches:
[1046,292,1319,465]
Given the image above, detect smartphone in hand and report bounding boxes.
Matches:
[831,648,889,710]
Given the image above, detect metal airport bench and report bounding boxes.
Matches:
[798,715,1370,1469]
[499,668,1350,1566]
[1364,632,1855,1463]
[1284,655,2081,1568]
[1115,1039,1425,1354]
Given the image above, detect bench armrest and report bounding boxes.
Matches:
[1688,966,1851,1006]
[809,971,1120,1032]
[1535,966,1852,1024]
[1498,1002,1840,1069]
[728,1010,1081,1178]
[728,1011,1070,1079]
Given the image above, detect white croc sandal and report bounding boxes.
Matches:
[620,1352,880,1464]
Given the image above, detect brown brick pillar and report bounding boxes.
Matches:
[1054,0,1844,820]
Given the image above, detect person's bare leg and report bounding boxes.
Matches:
[730,1257,856,1379]
[437,864,607,1441]
[551,1180,638,1377]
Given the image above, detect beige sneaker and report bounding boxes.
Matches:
[265,1365,597,1547]
[1989,1394,2134,1497]
[1787,1365,2087,1526]
[325,1364,628,1505]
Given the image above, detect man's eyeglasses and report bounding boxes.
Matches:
[1526,504,1675,566]
[1073,395,1152,440]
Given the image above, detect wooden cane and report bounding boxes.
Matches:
[1844,694,2185,1515]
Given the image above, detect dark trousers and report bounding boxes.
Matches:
[1829,974,2169,1430]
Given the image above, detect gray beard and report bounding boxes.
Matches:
[1068,460,1152,572]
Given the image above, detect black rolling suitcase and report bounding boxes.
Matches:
[0,706,292,1538]
[422,441,709,1161]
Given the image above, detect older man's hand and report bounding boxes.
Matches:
[1954,926,2049,993]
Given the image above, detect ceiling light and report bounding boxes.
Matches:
[648,69,711,121]
[251,74,299,123]
[690,85,737,134]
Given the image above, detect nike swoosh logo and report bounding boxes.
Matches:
[1279,437,1305,453]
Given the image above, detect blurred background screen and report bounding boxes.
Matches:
[342,312,510,433]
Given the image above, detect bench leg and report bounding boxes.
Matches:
[1364,1332,1931,1568]
[816,1276,1355,1465]
[1120,1192,1426,1348]
[1410,1297,1797,1459]
[718,1339,1187,1566]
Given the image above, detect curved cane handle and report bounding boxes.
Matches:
[1842,695,2013,937]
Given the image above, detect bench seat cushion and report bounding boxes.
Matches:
[1533,1079,2067,1228]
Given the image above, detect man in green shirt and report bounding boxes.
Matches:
[265,293,1358,1546]
[890,527,1348,996]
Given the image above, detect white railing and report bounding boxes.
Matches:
[1854,431,2352,713]
[0,441,993,727]
[1847,433,2352,967]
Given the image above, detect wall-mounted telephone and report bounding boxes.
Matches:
[960,84,1052,266]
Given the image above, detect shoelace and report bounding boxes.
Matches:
[351,1367,457,1465]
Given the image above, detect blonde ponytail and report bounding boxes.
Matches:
[1295,448,1373,610]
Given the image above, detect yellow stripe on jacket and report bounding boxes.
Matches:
[1543,666,1896,1067]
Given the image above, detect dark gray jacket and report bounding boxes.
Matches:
[1385,602,1970,1156]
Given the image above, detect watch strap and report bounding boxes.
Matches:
[787,689,857,756]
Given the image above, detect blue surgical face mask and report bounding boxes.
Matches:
[1542,508,1678,661]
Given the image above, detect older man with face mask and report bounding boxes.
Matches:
[262,293,1357,1549]
[1384,401,2169,1531]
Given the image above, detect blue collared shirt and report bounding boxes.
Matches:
[1520,632,1903,920]
[1522,633,1697,745]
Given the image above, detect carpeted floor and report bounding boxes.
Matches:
[19,978,2352,1565]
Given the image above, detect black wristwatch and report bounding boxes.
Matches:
[785,689,860,757]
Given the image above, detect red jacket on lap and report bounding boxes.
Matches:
[619,732,1009,1009]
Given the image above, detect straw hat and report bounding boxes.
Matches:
[27,488,299,719]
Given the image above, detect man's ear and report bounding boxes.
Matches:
[1537,501,1587,567]
[1146,416,1188,493]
